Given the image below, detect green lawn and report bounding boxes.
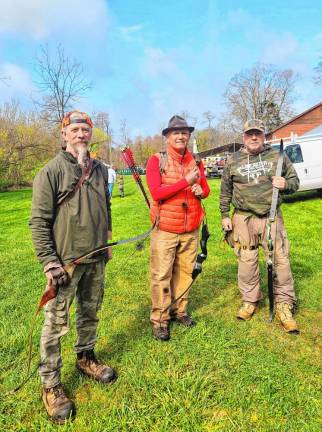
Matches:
[0,178,321,431]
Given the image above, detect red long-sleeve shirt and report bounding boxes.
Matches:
[146,155,210,201]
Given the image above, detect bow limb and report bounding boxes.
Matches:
[71,223,155,266]
[267,139,284,322]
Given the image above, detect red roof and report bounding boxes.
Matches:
[268,101,322,134]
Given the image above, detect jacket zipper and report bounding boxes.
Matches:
[181,161,188,232]
[184,190,188,231]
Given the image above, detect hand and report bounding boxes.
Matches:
[185,166,199,185]
[106,230,112,261]
[271,176,286,190]
[44,262,68,287]
[222,217,232,231]
[107,247,113,261]
[191,183,203,197]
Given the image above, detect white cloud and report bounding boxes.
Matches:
[141,47,184,80]
[0,63,36,108]
[120,24,143,36]
[0,63,35,94]
[0,0,108,39]
[261,33,298,64]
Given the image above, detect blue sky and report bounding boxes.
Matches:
[0,0,321,141]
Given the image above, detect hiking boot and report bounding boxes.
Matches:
[42,384,75,424]
[237,302,257,321]
[76,350,117,384]
[152,325,170,341]
[276,303,299,334]
[175,315,196,327]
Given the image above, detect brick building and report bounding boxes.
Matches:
[266,102,322,140]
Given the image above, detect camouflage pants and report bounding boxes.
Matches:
[232,212,296,305]
[39,260,105,389]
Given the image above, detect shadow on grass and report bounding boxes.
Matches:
[111,191,136,200]
[189,254,314,318]
[283,189,322,203]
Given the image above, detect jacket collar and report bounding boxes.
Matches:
[167,145,193,164]
[240,143,271,156]
[60,150,99,169]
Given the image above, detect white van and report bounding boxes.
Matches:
[267,130,322,192]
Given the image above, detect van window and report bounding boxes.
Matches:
[285,144,304,164]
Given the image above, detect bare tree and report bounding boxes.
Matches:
[224,63,297,133]
[0,100,58,187]
[119,118,129,146]
[93,111,112,161]
[179,110,197,127]
[201,111,216,147]
[33,44,92,124]
[202,111,215,129]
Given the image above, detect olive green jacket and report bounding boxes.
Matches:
[220,145,299,218]
[29,151,111,268]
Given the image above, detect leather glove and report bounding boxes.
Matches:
[44,262,69,287]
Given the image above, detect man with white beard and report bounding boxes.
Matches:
[29,111,116,424]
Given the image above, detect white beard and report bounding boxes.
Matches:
[77,145,89,169]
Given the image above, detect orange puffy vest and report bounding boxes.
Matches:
[150,149,204,233]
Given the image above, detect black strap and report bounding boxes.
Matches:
[58,158,93,207]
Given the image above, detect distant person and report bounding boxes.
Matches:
[146,115,210,341]
[107,165,117,198]
[29,111,117,424]
[117,172,125,197]
[220,119,300,333]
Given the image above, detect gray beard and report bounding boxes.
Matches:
[77,146,89,169]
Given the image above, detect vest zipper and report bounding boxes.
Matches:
[184,190,188,231]
[181,159,188,232]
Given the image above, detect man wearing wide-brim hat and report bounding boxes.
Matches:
[146,115,210,341]
[220,118,300,333]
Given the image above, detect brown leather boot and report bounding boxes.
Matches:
[175,315,196,327]
[276,303,299,334]
[237,302,257,321]
[152,325,170,341]
[42,384,75,424]
[76,350,117,384]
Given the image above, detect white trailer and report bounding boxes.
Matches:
[267,131,322,192]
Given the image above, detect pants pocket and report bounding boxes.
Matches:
[233,232,241,257]
[45,297,68,325]
[280,230,290,257]
[96,281,105,311]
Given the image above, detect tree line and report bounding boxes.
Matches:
[1,44,321,190]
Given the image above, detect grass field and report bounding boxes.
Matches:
[0,178,321,431]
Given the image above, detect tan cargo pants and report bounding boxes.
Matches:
[150,228,199,327]
[232,212,296,305]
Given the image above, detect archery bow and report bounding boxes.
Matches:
[36,148,153,315]
[8,148,154,396]
[267,139,284,322]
